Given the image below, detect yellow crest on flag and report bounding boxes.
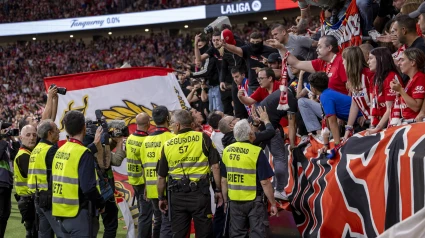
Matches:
[58,95,89,132]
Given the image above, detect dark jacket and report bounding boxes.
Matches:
[221,35,247,84]
[191,50,220,86]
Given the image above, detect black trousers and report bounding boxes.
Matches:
[17,196,37,238]
[170,189,212,238]
[220,89,233,116]
[212,203,228,238]
[100,198,119,238]
[0,187,11,238]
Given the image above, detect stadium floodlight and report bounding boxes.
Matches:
[184,25,189,28]
[145,29,149,32]
[32,37,36,41]
[70,35,74,38]
[108,32,112,35]
[263,17,267,20]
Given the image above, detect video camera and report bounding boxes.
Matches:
[0,122,19,138]
[49,84,67,95]
[85,110,129,138]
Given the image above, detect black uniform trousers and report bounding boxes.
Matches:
[170,189,213,238]
[17,196,37,238]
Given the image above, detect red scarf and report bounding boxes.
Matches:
[278,51,290,110]
[389,75,403,127]
[370,86,381,127]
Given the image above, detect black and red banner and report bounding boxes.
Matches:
[287,123,425,236]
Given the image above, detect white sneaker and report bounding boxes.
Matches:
[274,190,289,201]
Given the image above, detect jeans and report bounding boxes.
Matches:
[337,0,379,35]
[0,187,11,238]
[36,204,65,238]
[298,98,323,133]
[133,184,153,238]
[208,85,223,112]
[100,198,118,238]
[60,209,99,238]
[267,130,288,192]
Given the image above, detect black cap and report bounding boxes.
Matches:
[267,53,282,63]
[409,2,425,18]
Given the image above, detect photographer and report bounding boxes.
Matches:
[0,125,19,238]
[19,85,61,131]
[84,117,126,238]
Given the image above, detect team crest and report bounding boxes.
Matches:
[58,95,89,131]
[101,100,158,125]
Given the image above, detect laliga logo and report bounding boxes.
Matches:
[252,0,262,11]
[221,0,262,14]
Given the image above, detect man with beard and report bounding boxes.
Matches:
[267,35,348,95]
[190,32,223,112]
[223,32,278,95]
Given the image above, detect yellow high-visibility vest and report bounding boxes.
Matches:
[141,131,174,199]
[14,148,32,196]
[52,141,100,217]
[163,130,209,181]
[222,142,260,201]
[126,132,148,185]
[28,142,52,193]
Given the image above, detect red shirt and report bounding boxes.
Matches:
[250,80,280,103]
[352,68,374,119]
[401,71,425,119]
[375,71,399,116]
[311,54,348,95]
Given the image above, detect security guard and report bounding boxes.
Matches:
[157,109,223,238]
[221,119,277,238]
[126,112,151,238]
[140,106,173,238]
[14,125,38,238]
[51,110,104,237]
[28,120,65,238]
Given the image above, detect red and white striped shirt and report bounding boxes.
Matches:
[351,68,374,120]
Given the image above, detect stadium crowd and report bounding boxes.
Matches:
[2,0,425,236]
[0,17,312,126]
[0,0,241,23]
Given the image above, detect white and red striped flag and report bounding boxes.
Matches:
[43,67,190,141]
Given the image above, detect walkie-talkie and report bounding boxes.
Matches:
[180,164,191,192]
